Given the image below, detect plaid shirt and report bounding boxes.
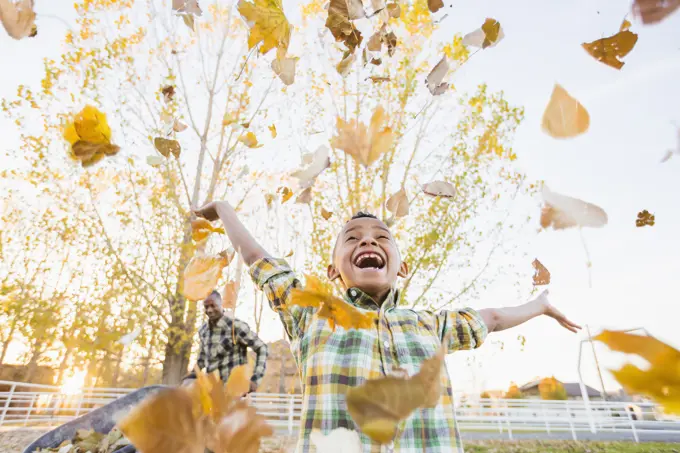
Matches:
[249,257,488,453]
[196,315,268,386]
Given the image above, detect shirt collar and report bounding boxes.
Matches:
[208,315,231,330]
[345,287,399,310]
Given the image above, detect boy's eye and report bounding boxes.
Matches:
[378,235,390,240]
[346,236,357,242]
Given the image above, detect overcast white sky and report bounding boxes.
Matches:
[1,0,679,396]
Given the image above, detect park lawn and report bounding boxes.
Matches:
[464,440,680,453]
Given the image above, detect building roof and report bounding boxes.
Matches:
[519,379,601,398]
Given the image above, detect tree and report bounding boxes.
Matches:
[539,376,568,401]
[505,383,524,399]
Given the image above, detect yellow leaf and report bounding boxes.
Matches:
[183,253,231,301]
[290,275,378,331]
[321,208,333,220]
[222,113,238,127]
[295,187,312,204]
[271,55,298,86]
[635,209,655,228]
[0,0,36,40]
[422,180,455,197]
[325,0,363,54]
[222,280,239,310]
[346,342,446,442]
[541,84,590,138]
[428,0,443,13]
[226,365,251,398]
[532,258,550,286]
[278,186,293,203]
[212,400,273,453]
[238,132,263,148]
[463,18,505,49]
[264,193,276,209]
[284,250,294,258]
[620,18,632,31]
[64,105,113,146]
[540,185,607,230]
[154,137,182,158]
[237,0,291,56]
[191,218,225,243]
[331,105,394,167]
[582,30,637,70]
[386,188,409,218]
[268,124,277,138]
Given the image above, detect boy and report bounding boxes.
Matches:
[194,201,580,453]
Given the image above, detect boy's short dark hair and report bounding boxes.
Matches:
[209,290,221,299]
[349,211,378,222]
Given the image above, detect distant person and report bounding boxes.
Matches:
[634,0,680,24]
[183,290,267,393]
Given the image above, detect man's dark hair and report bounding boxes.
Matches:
[209,290,221,299]
[349,211,378,222]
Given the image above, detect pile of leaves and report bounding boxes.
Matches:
[35,428,130,453]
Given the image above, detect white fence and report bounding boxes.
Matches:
[1,380,679,443]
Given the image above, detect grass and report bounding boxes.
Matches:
[464,440,680,453]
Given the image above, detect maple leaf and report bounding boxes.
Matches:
[191,218,226,243]
[237,0,291,56]
[426,56,449,95]
[238,132,263,148]
[422,180,456,197]
[0,0,36,40]
[595,330,680,414]
[635,210,655,227]
[428,0,443,13]
[291,275,378,331]
[386,188,409,218]
[295,187,312,204]
[291,146,331,187]
[310,428,363,453]
[326,0,364,54]
[532,259,550,286]
[540,185,608,230]
[582,27,638,70]
[183,252,232,301]
[541,84,590,139]
[346,341,446,442]
[330,105,394,167]
[271,55,297,85]
[463,18,505,49]
[321,208,333,220]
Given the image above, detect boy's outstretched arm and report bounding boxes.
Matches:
[193,200,270,266]
[479,290,581,333]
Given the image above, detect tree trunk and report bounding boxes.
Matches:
[111,350,123,387]
[141,353,151,387]
[161,296,193,384]
[0,318,18,365]
[24,339,44,382]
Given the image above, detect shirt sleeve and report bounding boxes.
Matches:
[249,257,310,341]
[436,307,488,352]
[196,333,206,370]
[233,321,268,386]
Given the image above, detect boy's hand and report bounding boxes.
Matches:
[193,201,228,221]
[535,290,582,333]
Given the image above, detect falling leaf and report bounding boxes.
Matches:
[0,0,36,40]
[427,0,443,13]
[271,55,297,85]
[426,56,449,95]
[635,210,655,227]
[285,250,294,258]
[582,27,638,70]
[367,31,382,52]
[154,137,182,158]
[182,14,195,31]
[213,400,274,453]
[620,18,632,31]
[192,218,226,243]
[422,180,456,197]
[161,85,176,103]
[278,186,294,203]
[173,119,188,132]
[463,18,505,49]
[326,0,364,54]
[368,76,391,83]
[386,2,400,18]
[146,155,165,167]
[336,52,356,77]
[540,185,608,230]
[386,188,409,218]
[268,124,277,138]
[223,113,238,127]
[238,0,291,55]
[264,193,276,210]
[118,327,142,346]
[310,428,363,453]
[595,330,680,414]
[223,281,239,310]
[633,0,680,24]
[70,142,121,168]
[291,146,331,186]
[183,252,231,301]
[321,208,333,220]
[291,275,378,331]
[173,0,203,15]
[331,105,394,167]
[238,132,263,148]
[295,187,312,204]
[541,84,590,139]
[346,341,446,442]
[532,259,550,286]
[63,105,113,146]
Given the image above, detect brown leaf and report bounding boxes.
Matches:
[173,0,203,15]
[346,342,446,442]
[540,185,608,230]
[295,187,312,204]
[386,2,400,18]
[71,142,121,168]
[582,29,637,70]
[532,259,551,286]
[386,188,409,218]
[183,253,230,301]
[368,76,391,83]
[291,146,330,186]
[321,208,333,220]
[326,0,364,54]
[428,0,443,13]
[422,180,456,197]
[212,400,274,453]
[0,0,36,40]
[173,119,188,132]
[463,18,505,49]
[426,56,449,95]
[635,210,655,227]
[620,18,632,31]
[161,85,176,103]
[541,84,590,138]
[182,14,195,31]
[154,137,182,158]
[271,55,297,86]
[330,105,394,167]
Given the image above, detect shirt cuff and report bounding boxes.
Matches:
[461,307,489,348]
[249,257,293,289]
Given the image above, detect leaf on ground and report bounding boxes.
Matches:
[595,330,680,414]
[238,0,291,56]
[386,188,409,218]
[291,275,378,331]
[346,341,446,443]
[326,0,364,54]
[310,428,363,453]
[532,259,550,286]
[154,137,182,158]
[118,327,142,346]
[238,132,263,148]
[192,218,226,243]
[336,52,356,77]
[173,0,203,16]
[422,180,456,198]
[73,429,105,452]
[463,18,505,49]
[541,84,590,138]
[295,187,312,204]
[635,210,655,227]
[540,185,608,230]
[426,56,449,95]
[278,186,294,203]
[330,105,394,167]
[183,253,231,301]
[0,0,36,40]
[321,208,333,220]
[291,146,331,187]
[269,124,277,138]
[582,28,637,70]
[271,55,297,85]
[428,0,443,13]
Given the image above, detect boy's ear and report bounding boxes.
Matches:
[398,261,409,278]
[327,264,341,282]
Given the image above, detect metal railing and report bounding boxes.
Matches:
[1,380,679,442]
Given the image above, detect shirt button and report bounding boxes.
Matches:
[350,289,357,297]
[384,340,390,348]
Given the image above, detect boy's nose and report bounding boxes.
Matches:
[360,237,378,247]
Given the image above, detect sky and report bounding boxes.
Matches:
[1,0,679,397]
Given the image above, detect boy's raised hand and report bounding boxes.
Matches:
[534,290,582,333]
[193,200,227,221]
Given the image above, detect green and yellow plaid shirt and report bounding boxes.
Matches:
[250,257,488,453]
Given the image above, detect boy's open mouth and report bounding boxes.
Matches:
[353,251,385,270]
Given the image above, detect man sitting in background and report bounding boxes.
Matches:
[183,290,268,392]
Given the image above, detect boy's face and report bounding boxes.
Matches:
[328,217,408,300]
